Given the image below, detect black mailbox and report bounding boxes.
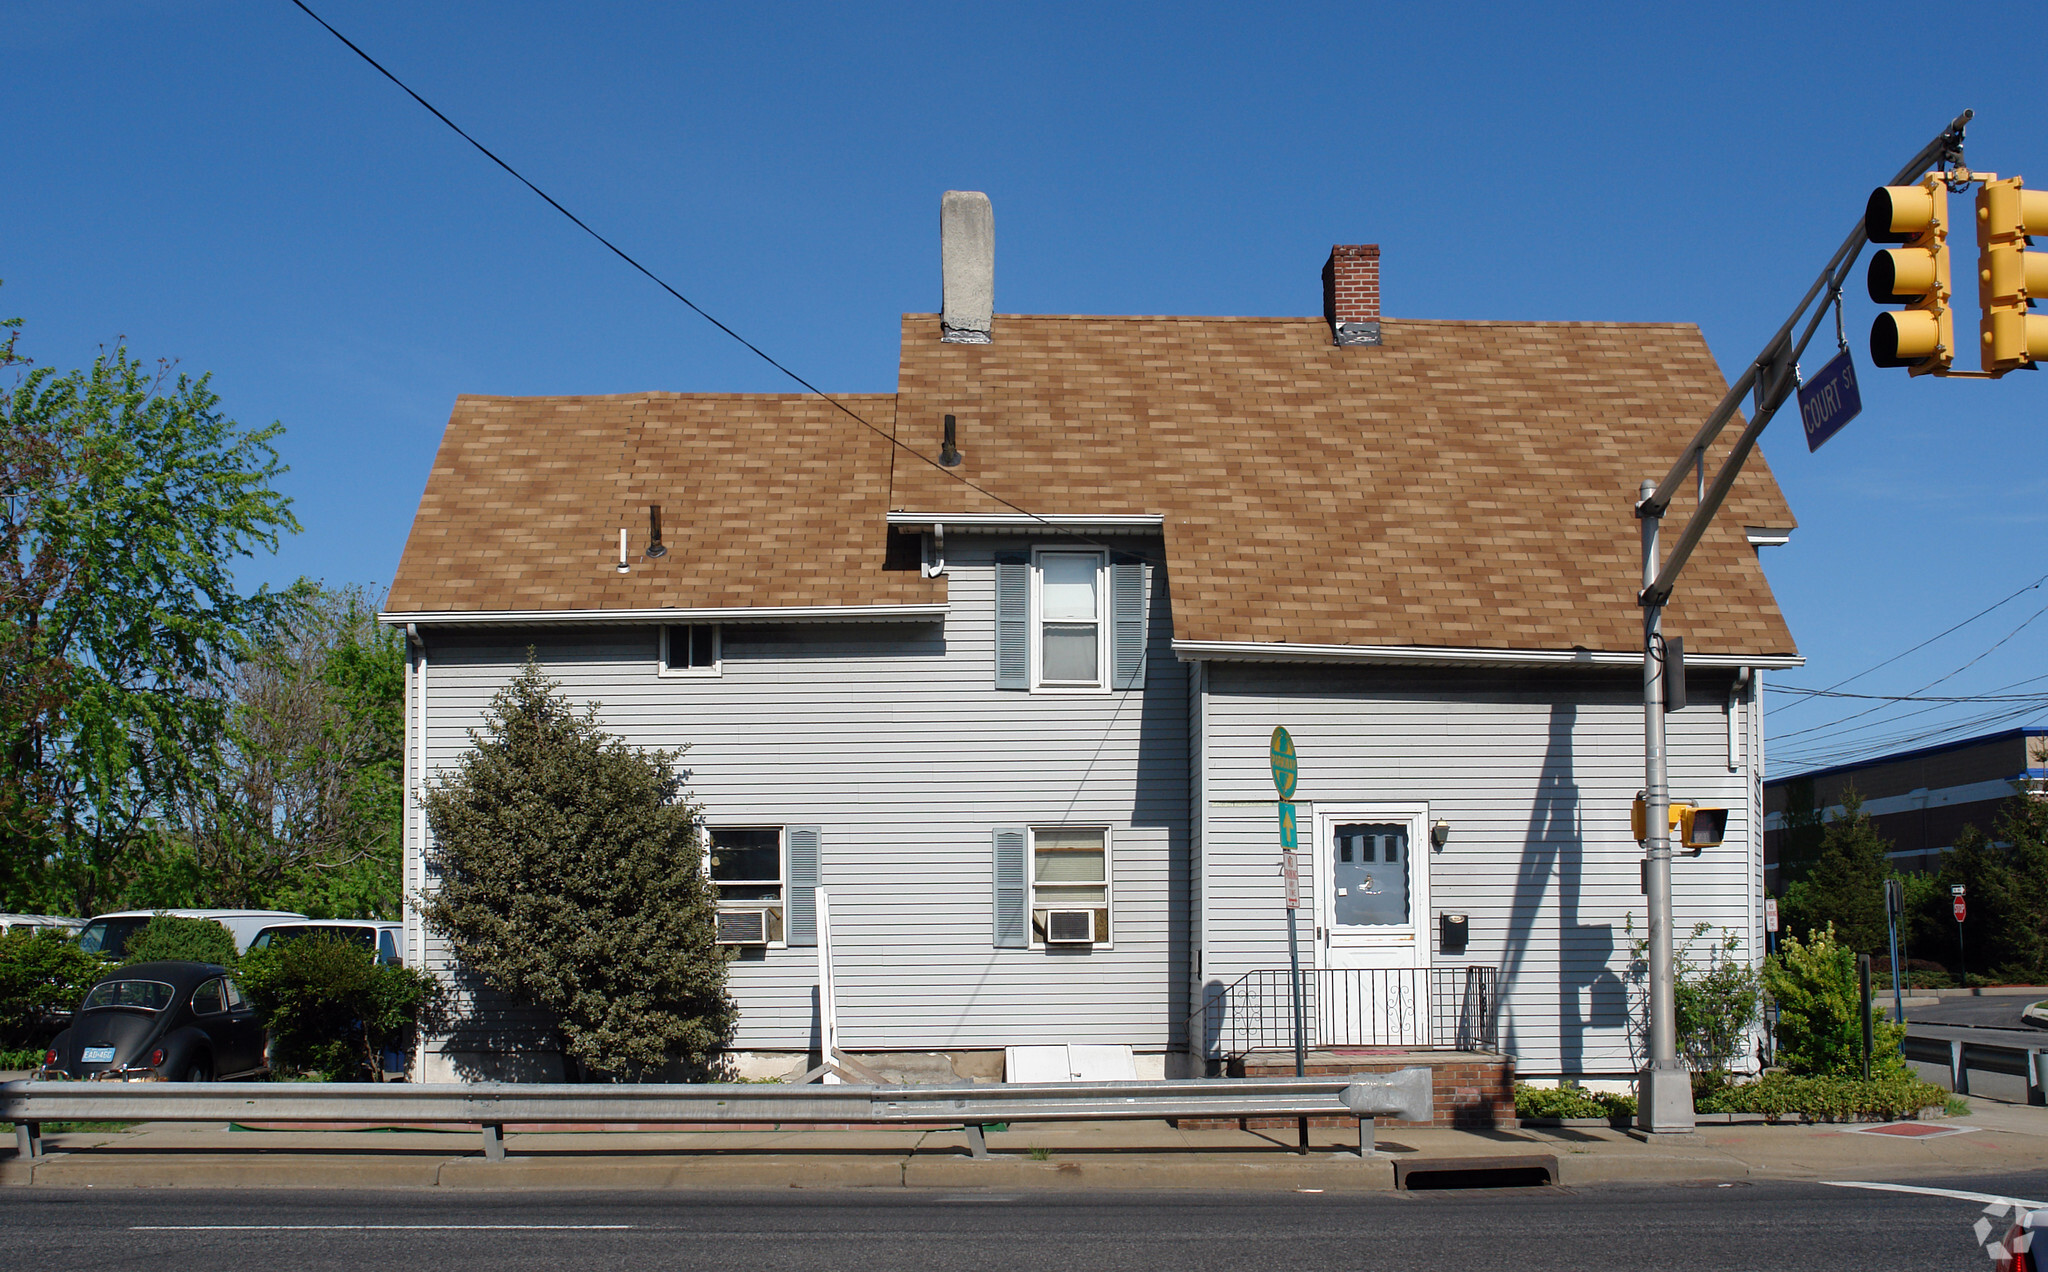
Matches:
[1439,912,1469,955]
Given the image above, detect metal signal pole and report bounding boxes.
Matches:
[1632,111,1973,1135]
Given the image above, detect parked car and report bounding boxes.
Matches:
[248,919,407,966]
[75,909,305,958]
[0,913,85,938]
[36,961,268,1082]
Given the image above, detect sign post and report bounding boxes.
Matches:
[1884,878,1906,1024]
[1271,726,1308,1152]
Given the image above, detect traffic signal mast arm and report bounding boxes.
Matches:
[1636,110,1972,607]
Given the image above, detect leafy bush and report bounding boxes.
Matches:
[118,914,238,968]
[236,936,444,1081]
[1627,919,1762,1077]
[1692,1071,1946,1121]
[421,659,734,1081]
[1514,1083,1636,1120]
[1763,924,1907,1077]
[2,1045,48,1068]
[0,928,105,1048]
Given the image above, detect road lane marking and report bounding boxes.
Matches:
[131,1225,634,1231]
[1819,1181,2047,1209]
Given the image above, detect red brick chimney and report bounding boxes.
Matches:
[1322,244,1381,347]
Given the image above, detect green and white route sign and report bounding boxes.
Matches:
[1272,726,1300,909]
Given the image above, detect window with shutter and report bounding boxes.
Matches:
[1110,556,1146,690]
[994,553,1029,689]
[785,825,821,946]
[992,827,1028,947]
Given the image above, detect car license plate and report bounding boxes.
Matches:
[82,1046,116,1063]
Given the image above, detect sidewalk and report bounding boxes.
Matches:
[8,1097,2048,1192]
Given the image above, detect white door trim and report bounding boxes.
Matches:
[1316,803,1430,970]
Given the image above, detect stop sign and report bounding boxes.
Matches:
[1954,895,1967,922]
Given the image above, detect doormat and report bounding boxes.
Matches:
[1841,1122,1976,1139]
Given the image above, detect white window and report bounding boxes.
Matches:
[1030,826,1111,945]
[659,624,721,678]
[707,826,784,945]
[1032,549,1107,691]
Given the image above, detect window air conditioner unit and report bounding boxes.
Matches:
[716,909,769,945]
[1045,910,1096,945]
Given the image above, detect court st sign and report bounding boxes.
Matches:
[1798,349,1864,453]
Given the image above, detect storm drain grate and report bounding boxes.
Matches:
[1395,1154,1557,1190]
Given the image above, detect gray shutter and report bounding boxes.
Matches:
[1111,556,1147,690]
[786,825,821,946]
[992,826,1028,948]
[994,551,1030,689]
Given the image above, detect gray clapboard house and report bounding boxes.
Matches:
[383,224,1800,1085]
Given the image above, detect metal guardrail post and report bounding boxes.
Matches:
[1951,1040,1969,1096]
[16,1120,40,1160]
[480,1122,505,1162]
[964,1123,990,1160]
[2029,1050,2046,1108]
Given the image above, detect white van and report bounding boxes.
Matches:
[77,909,307,958]
[247,919,407,966]
[0,914,85,938]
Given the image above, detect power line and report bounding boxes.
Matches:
[1769,567,2048,716]
[285,0,1093,544]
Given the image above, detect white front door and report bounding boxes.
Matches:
[1316,804,1431,1045]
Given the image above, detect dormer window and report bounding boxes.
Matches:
[993,548,1148,694]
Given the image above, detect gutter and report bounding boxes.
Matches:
[1172,639,1803,670]
[378,604,950,629]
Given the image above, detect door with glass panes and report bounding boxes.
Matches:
[1315,805,1431,1046]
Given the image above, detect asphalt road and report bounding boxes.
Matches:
[1911,995,2046,1030]
[7,1174,2047,1272]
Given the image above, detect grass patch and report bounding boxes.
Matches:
[1026,1146,1053,1161]
[1944,1095,1972,1117]
[2,1120,137,1134]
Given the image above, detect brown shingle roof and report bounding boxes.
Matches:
[892,315,1796,657]
[387,315,1796,661]
[385,393,942,614]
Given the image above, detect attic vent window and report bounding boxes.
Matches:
[659,624,720,678]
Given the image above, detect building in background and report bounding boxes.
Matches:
[1763,726,2048,884]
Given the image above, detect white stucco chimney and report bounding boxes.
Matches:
[941,190,993,344]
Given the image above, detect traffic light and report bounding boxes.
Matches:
[1867,175,1953,375]
[1630,797,1728,850]
[1976,176,2048,374]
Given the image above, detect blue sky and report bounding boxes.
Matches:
[5,1,2047,776]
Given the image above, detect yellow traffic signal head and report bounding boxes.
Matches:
[1976,176,2048,374]
[1866,177,1953,375]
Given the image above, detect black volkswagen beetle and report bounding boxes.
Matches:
[36,961,268,1082]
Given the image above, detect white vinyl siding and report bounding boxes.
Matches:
[406,538,1188,1074]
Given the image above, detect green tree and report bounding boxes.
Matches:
[0,927,104,1049]
[1774,775,1827,887]
[237,935,444,1080]
[421,659,735,1081]
[0,315,301,916]
[1780,787,1892,957]
[160,586,404,917]
[118,914,238,967]
[1920,795,2048,981]
[1763,924,1908,1078]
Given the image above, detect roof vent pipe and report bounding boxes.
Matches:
[940,414,962,467]
[941,191,993,344]
[645,504,667,558]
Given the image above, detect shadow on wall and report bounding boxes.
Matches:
[1499,701,1624,1073]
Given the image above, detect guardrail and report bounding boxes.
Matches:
[5,1068,1432,1162]
[1193,966,1501,1059]
[1902,1025,2046,1105]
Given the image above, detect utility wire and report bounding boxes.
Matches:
[1770,567,2048,716]
[286,0,1097,544]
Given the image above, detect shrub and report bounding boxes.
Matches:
[118,914,238,968]
[1627,919,1761,1077]
[1692,1071,1946,1121]
[1513,1083,1636,1120]
[421,659,734,1081]
[0,930,104,1048]
[1763,924,1907,1078]
[236,935,444,1081]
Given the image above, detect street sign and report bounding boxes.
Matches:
[1799,349,1864,452]
[1954,895,1967,922]
[1951,884,1966,895]
[1269,726,1297,799]
[1277,800,1300,909]
[1764,897,1779,933]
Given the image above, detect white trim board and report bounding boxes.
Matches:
[379,604,949,628]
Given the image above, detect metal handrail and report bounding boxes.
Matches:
[4,1069,1434,1162]
[1192,966,1502,1058]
